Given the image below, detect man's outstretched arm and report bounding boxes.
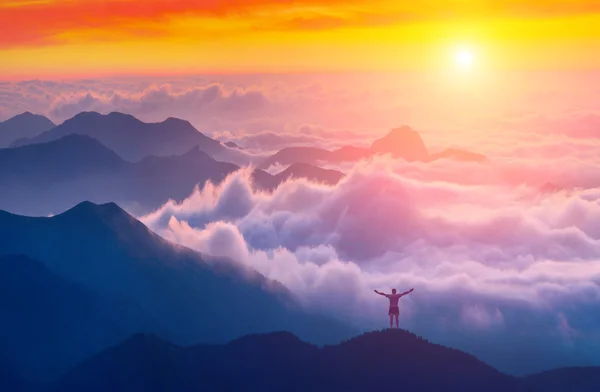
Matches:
[400,288,415,297]
[374,290,388,297]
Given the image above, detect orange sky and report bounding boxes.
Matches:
[2,0,600,77]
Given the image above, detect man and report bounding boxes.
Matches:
[374,288,414,328]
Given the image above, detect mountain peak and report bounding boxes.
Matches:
[370,126,429,161]
[58,201,128,221]
[179,144,212,161]
[390,124,416,134]
[0,112,56,147]
[107,111,137,120]
[163,116,187,123]
[73,111,102,118]
[12,110,225,160]
[55,328,528,391]
[162,116,196,129]
[6,111,50,122]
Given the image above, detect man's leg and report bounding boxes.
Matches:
[394,314,399,328]
[389,314,393,328]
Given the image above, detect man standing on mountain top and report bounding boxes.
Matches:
[374,288,414,328]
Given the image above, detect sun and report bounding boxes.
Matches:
[455,49,474,69]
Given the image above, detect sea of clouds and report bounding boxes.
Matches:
[3,71,600,374]
[139,155,600,374]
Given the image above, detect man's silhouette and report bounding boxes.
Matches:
[374,288,414,328]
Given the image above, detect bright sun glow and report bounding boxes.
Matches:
[455,49,474,69]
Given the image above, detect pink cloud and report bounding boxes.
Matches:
[138,158,600,373]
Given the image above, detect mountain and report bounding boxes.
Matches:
[0,255,156,383]
[370,126,429,161]
[0,202,355,381]
[258,145,373,170]
[0,112,55,148]
[0,135,343,216]
[259,126,485,169]
[523,367,600,391]
[330,145,371,161]
[259,146,333,169]
[0,365,35,392]
[53,329,528,392]
[11,112,225,161]
[0,133,126,183]
[274,162,345,185]
[118,145,238,214]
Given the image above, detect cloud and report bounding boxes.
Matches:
[3,73,600,148]
[47,83,270,121]
[140,155,600,374]
[212,125,371,153]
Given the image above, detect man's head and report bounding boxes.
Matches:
[392,288,397,294]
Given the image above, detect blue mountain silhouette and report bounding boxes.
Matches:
[11,111,224,161]
[0,202,355,382]
[51,328,579,392]
[0,134,344,216]
[0,254,157,383]
[0,112,55,148]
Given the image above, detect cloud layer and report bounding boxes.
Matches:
[140,152,600,375]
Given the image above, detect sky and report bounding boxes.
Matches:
[2,0,600,77]
[2,0,600,377]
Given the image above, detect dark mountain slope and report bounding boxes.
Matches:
[53,329,528,392]
[11,112,224,161]
[0,202,355,380]
[0,112,55,148]
[0,134,126,184]
[0,364,37,392]
[0,255,156,382]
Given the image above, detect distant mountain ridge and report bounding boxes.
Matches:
[274,162,345,184]
[0,112,55,148]
[0,134,344,216]
[0,201,355,382]
[48,328,600,392]
[11,111,225,161]
[259,125,487,169]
